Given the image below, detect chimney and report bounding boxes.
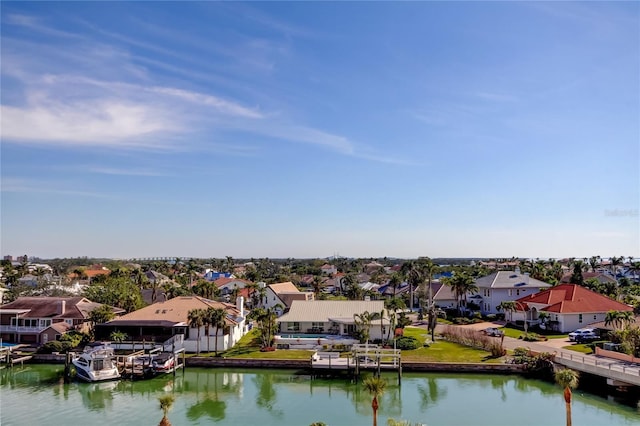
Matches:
[58,300,66,315]
[524,273,530,285]
[515,266,521,274]
[236,296,244,318]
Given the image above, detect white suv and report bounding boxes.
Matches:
[568,328,599,342]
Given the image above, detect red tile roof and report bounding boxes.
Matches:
[214,277,250,288]
[516,284,632,314]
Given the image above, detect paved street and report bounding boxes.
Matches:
[421,320,640,385]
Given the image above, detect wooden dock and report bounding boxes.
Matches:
[310,344,402,382]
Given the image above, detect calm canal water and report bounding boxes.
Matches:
[1,365,639,426]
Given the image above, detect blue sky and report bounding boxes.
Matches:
[1,2,638,260]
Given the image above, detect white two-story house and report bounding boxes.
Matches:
[474,269,553,316]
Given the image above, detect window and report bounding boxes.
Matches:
[508,289,512,296]
[593,315,597,320]
[311,322,324,331]
[65,319,73,325]
[286,322,300,332]
[483,289,490,297]
[39,319,51,327]
[578,314,583,324]
[516,289,520,296]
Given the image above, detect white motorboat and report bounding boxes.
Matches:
[72,342,121,382]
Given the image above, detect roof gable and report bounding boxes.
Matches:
[268,282,299,294]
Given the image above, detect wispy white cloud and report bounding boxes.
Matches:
[1,101,177,147]
[1,178,111,198]
[148,87,263,119]
[81,166,169,177]
[1,13,409,165]
[5,14,81,39]
[474,92,518,102]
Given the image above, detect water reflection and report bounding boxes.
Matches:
[417,377,447,410]
[253,372,284,417]
[1,366,638,425]
[77,381,117,411]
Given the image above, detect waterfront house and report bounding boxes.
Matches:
[473,269,553,315]
[95,296,247,353]
[320,264,338,275]
[263,282,314,312]
[276,300,389,340]
[0,296,124,345]
[514,284,633,332]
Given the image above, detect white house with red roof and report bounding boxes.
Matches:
[514,284,633,333]
[320,264,337,275]
[214,277,252,295]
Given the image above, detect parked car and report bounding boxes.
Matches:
[483,327,504,337]
[568,328,599,342]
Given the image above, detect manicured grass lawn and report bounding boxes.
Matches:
[499,325,568,340]
[399,326,502,363]
[563,344,592,354]
[219,330,315,360]
[216,326,503,363]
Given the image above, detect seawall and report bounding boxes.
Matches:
[185,357,524,374]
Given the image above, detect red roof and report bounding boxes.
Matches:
[516,284,632,314]
[214,277,250,288]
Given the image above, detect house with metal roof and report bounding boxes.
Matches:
[276,300,389,340]
[95,296,247,353]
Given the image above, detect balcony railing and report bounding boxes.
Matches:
[0,325,47,333]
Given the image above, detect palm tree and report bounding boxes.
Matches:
[497,301,517,323]
[211,308,227,355]
[605,310,622,330]
[188,309,205,354]
[445,273,478,316]
[554,368,579,426]
[354,311,374,344]
[312,276,324,299]
[158,394,175,426]
[388,273,402,297]
[202,309,212,354]
[610,256,624,278]
[619,311,635,329]
[401,260,422,311]
[109,330,128,345]
[363,376,387,426]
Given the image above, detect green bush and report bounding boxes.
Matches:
[38,341,74,354]
[59,330,88,348]
[485,314,497,321]
[395,336,420,350]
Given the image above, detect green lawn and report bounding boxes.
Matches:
[399,326,503,363]
[563,344,593,354]
[217,326,503,363]
[499,325,568,340]
[219,330,314,360]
